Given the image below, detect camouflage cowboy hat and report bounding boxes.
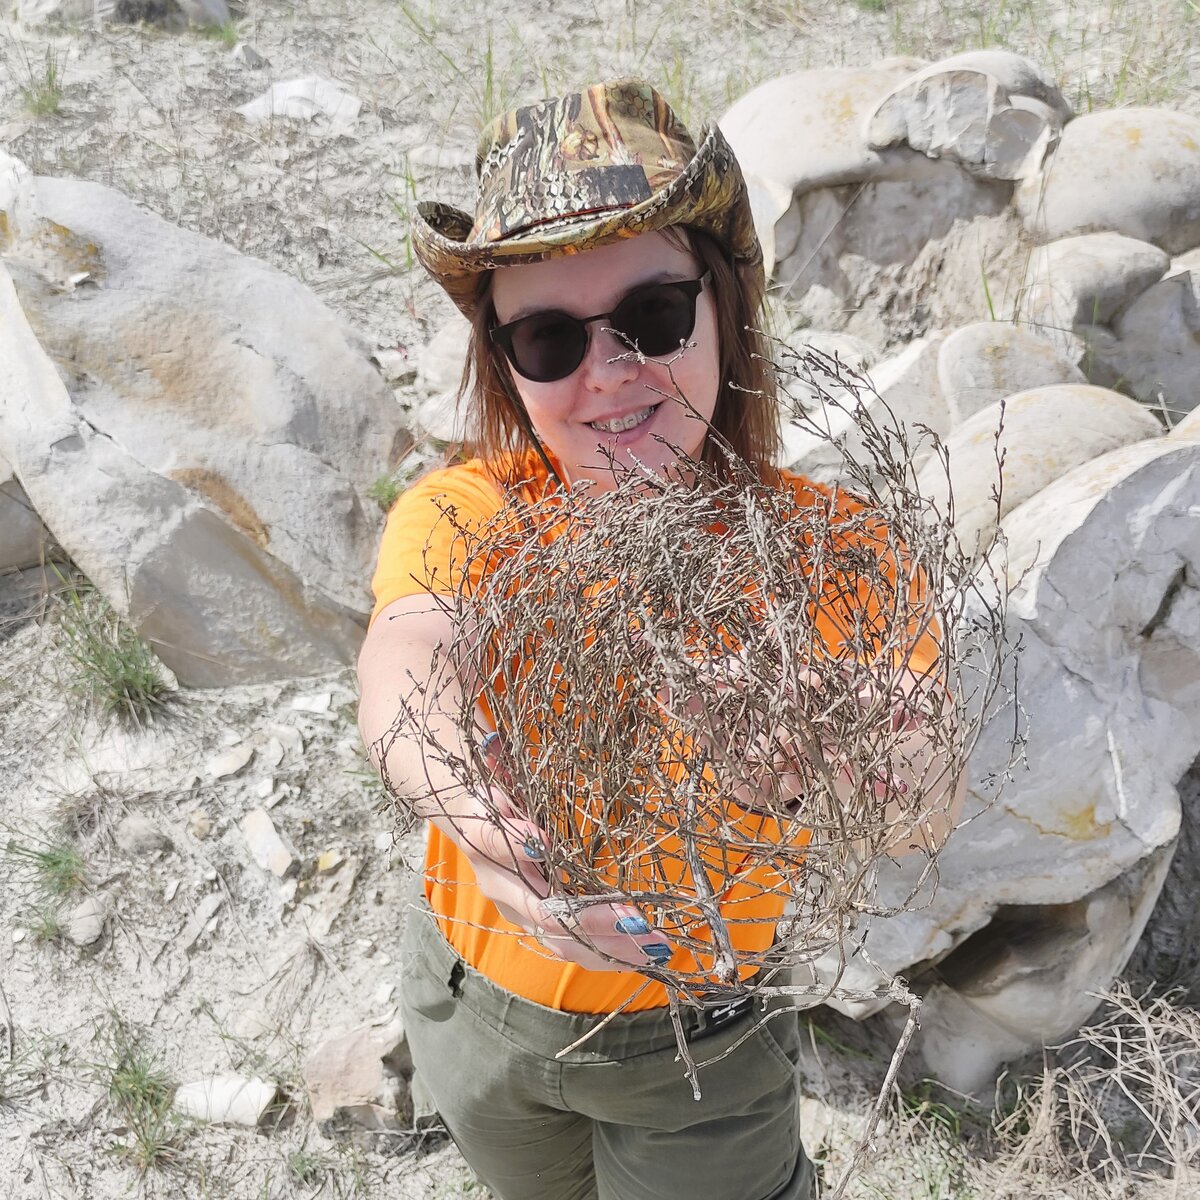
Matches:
[412,78,762,318]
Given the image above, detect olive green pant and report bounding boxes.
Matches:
[401,906,815,1200]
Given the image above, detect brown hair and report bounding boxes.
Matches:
[456,227,780,482]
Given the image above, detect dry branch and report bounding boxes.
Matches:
[375,349,1018,1115]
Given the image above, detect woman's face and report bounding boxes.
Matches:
[489,231,720,489]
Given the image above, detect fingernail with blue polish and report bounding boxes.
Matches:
[615,915,650,935]
[523,838,546,860]
[643,942,672,963]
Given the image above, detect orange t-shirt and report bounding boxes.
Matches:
[369,449,939,1013]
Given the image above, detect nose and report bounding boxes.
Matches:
[577,322,641,391]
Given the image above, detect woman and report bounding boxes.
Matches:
[358,79,955,1200]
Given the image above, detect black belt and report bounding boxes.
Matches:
[686,992,756,1038]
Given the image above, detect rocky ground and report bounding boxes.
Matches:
[3,1,1200,1197]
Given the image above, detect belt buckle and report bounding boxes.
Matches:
[699,993,754,1034]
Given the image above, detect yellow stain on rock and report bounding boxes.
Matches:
[170,467,271,548]
[1125,126,1143,146]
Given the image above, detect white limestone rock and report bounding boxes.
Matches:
[1021,233,1171,357]
[1096,265,1200,416]
[230,42,268,70]
[826,437,1200,1087]
[174,1075,276,1126]
[0,176,403,686]
[917,384,1159,556]
[65,896,107,946]
[206,743,254,779]
[936,322,1086,425]
[414,317,470,443]
[236,78,361,136]
[916,847,1173,1094]
[920,50,1072,123]
[115,814,173,857]
[240,809,297,878]
[1018,108,1200,254]
[0,456,49,572]
[1172,407,1200,441]
[720,64,945,198]
[303,1016,411,1138]
[772,160,1014,323]
[867,67,1057,182]
[744,172,796,278]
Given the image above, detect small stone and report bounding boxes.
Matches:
[291,692,332,715]
[12,928,26,943]
[375,952,391,966]
[317,849,345,873]
[356,938,377,954]
[203,867,218,882]
[258,737,285,769]
[164,879,181,903]
[181,893,224,952]
[115,814,173,857]
[188,811,212,840]
[372,982,395,1007]
[231,1008,275,1040]
[373,831,394,852]
[240,809,297,878]
[65,896,107,946]
[173,1075,276,1126]
[229,42,268,69]
[279,878,298,905]
[254,777,275,800]
[206,743,255,779]
[267,724,304,755]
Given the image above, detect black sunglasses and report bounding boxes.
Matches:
[490,272,711,384]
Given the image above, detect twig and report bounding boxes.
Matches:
[0,976,13,1063]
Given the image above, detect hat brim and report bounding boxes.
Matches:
[411,123,762,319]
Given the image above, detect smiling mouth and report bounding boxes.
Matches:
[589,404,660,434]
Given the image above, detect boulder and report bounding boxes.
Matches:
[0,456,50,572]
[0,174,405,685]
[779,333,949,480]
[744,172,796,277]
[1096,265,1200,416]
[1017,108,1200,253]
[918,846,1172,1095]
[866,65,1060,182]
[302,1016,412,1141]
[918,50,1072,123]
[720,64,942,198]
[1021,233,1170,357]
[936,322,1085,424]
[413,317,470,443]
[916,384,1159,555]
[1172,406,1200,441]
[772,163,1017,336]
[824,436,1200,1089]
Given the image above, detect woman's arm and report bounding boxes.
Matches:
[357,595,670,971]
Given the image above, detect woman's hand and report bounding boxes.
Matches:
[451,783,674,974]
[660,657,936,818]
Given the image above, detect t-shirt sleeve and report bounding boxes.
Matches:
[369,462,505,625]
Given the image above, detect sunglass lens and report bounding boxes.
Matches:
[508,313,588,383]
[611,284,697,357]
